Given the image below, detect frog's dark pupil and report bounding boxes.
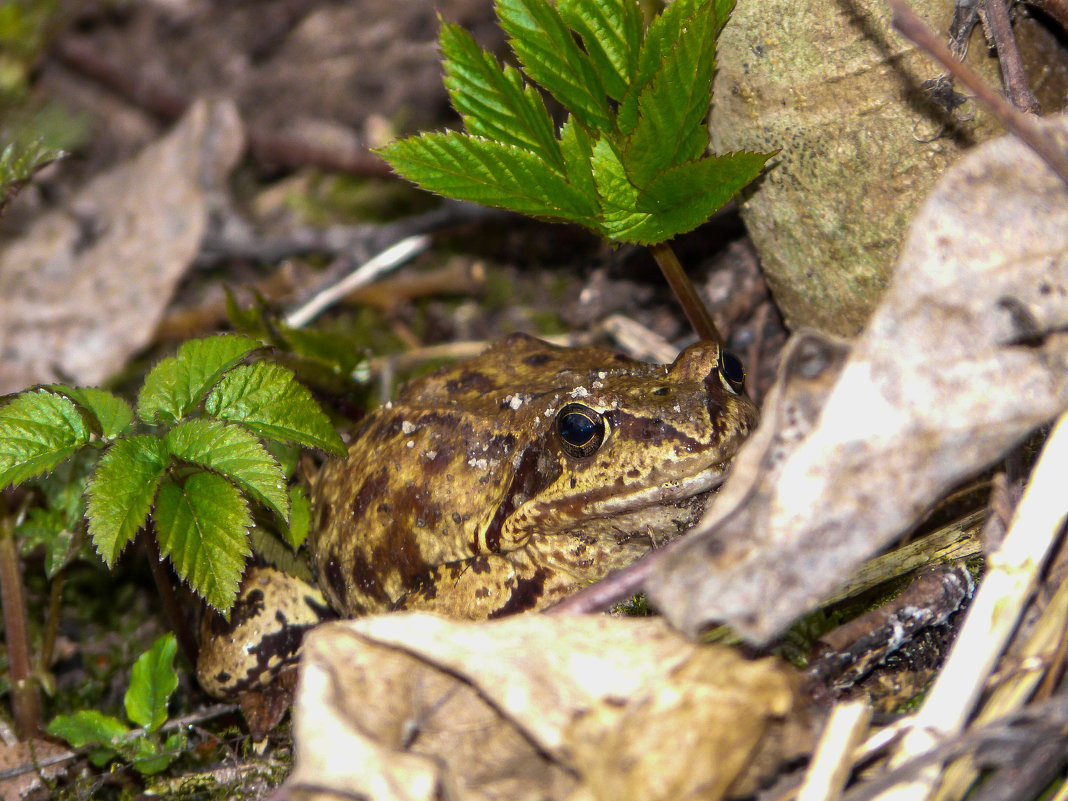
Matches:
[718,350,746,394]
[556,403,606,458]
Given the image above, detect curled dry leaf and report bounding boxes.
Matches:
[280,613,810,801]
[0,99,244,394]
[646,115,1068,644]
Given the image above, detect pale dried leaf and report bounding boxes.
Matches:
[647,115,1068,643]
[0,739,73,801]
[0,99,244,394]
[282,613,808,801]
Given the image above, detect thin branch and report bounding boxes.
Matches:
[0,500,40,737]
[979,0,1040,113]
[143,526,199,668]
[888,0,1068,189]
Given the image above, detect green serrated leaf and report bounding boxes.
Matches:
[623,0,730,186]
[497,0,612,132]
[204,363,346,457]
[0,390,90,489]
[557,0,642,101]
[282,484,311,550]
[559,118,599,212]
[591,137,662,243]
[55,386,134,440]
[155,473,251,612]
[124,634,178,732]
[47,710,129,750]
[165,418,290,522]
[378,132,599,223]
[137,335,260,425]
[86,436,169,567]
[636,151,772,236]
[441,21,563,171]
[619,0,734,135]
[250,524,315,582]
[17,507,76,578]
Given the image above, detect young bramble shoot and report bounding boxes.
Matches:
[48,634,185,775]
[0,334,346,614]
[377,0,771,247]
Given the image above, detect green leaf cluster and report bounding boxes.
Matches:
[47,634,185,775]
[0,334,346,612]
[377,0,771,245]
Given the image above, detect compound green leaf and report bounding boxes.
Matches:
[591,137,663,243]
[379,132,599,223]
[619,0,734,135]
[441,21,563,170]
[56,386,134,440]
[558,117,598,212]
[497,0,612,132]
[154,472,252,613]
[86,436,169,567]
[0,390,90,489]
[137,335,260,425]
[165,418,289,523]
[636,151,772,237]
[282,484,311,550]
[204,362,346,456]
[124,634,178,733]
[557,0,642,101]
[623,0,725,186]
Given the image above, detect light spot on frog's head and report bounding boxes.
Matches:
[570,386,589,398]
[402,420,417,435]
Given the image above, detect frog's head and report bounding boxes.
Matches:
[493,339,758,550]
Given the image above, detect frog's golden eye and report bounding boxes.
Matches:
[718,350,746,395]
[556,403,606,458]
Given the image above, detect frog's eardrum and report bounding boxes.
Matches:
[647,116,1068,643]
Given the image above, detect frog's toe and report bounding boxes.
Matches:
[196,566,335,700]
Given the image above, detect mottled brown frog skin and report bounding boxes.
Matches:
[310,332,756,620]
[197,333,756,699]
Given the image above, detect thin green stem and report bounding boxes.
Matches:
[0,496,41,737]
[647,241,723,346]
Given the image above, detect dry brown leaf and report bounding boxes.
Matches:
[0,98,243,394]
[0,739,72,801]
[280,613,809,801]
[647,116,1068,643]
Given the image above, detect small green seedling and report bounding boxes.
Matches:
[0,334,346,613]
[48,634,185,775]
[0,139,64,215]
[378,0,770,247]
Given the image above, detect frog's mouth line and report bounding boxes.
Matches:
[580,463,730,518]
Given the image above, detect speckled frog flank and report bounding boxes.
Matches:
[310,332,757,620]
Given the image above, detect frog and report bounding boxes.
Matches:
[196,333,757,701]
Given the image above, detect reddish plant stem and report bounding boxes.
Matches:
[0,503,40,737]
[980,0,1040,113]
[888,0,1068,189]
[1027,0,1068,32]
[647,242,723,346]
[53,36,394,179]
[143,527,199,669]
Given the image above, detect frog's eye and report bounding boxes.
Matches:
[718,350,746,395]
[556,403,606,458]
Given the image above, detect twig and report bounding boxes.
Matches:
[284,234,431,328]
[0,501,41,737]
[979,0,1040,113]
[888,0,1068,189]
[52,36,393,179]
[874,411,1068,801]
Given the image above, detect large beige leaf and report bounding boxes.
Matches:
[280,613,809,801]
[647,116,1068,643]
[0,99,243,394]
